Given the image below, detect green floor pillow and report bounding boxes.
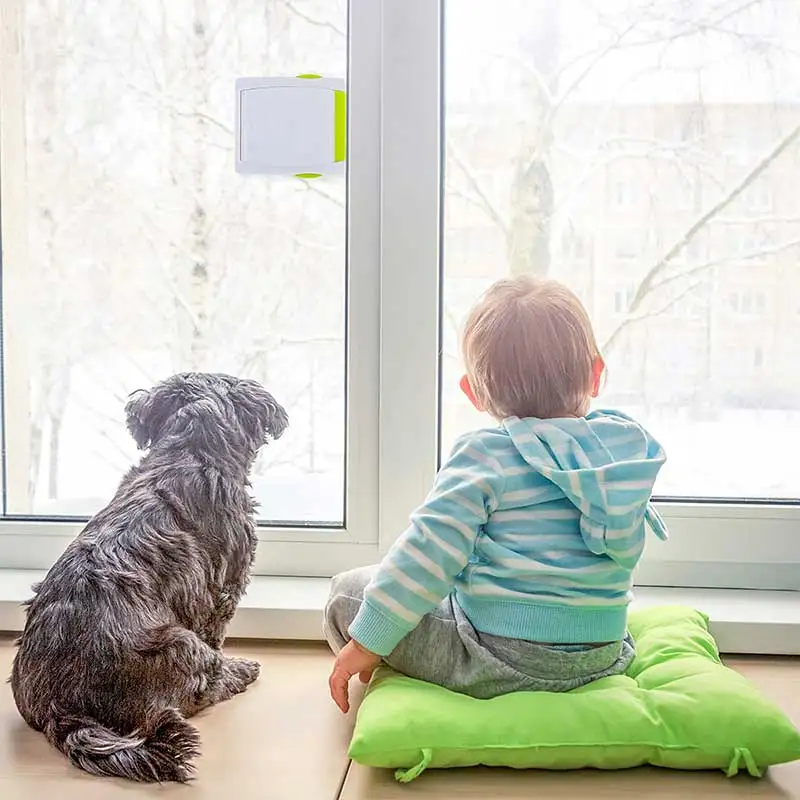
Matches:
[348,605,800,782]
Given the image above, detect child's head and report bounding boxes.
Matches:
[460,275,604,420]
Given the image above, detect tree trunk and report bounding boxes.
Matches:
[162,0,212,371]
[187,0,211,369]
[46,364,70,499]
[28,0,68,507]
[48,414,62,500]
[507,1,560,277]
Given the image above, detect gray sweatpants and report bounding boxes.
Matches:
[323,566,635,700]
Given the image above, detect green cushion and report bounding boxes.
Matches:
[348,606,800,782]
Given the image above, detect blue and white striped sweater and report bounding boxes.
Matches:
[349,410,668,656]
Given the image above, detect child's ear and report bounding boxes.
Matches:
[591,355,605,398]
[459,374,485,411]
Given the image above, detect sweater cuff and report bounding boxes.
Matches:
[347,600,414,657]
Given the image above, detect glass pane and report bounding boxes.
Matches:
[442,0,800,500]
[0,0,347,523]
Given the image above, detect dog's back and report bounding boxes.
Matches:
[11,490,215,782]
[10,372,288,782]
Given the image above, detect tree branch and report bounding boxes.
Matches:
[278,335,341,346]
[496,0,768,119]
[298,179,346,209]
[600,123,800,355]
[134,221,202,330]
[651,236,800,294]
[168,107,233,137]
[445,182,502,226]
[121,80,233,136]
[629,278,704,327]
[552,136,724,215]
[485,50,555,107]
[282,0,346,38]
[554,15,641,112]
[600,121,800,357]
[447,142,509,237]
[251,220,340,252]
[599,278,708,361]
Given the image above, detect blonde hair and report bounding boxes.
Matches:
[461,275,601,420]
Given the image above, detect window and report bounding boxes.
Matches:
[614,235,639,261]
[612,180,635,208]
[741,181,774,213]
[439,0,800,591]
[1,0,799,593]
[668,108,703,145]
[0,0,390,575]
[730,290,766,317]
[673,178,696,212]
[725,225,776,264]
[722,114,777,166]
[685,236,705,262]
[561,228,589,261]
[613,287,635,316]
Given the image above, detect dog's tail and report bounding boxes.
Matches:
[45,706,200,783]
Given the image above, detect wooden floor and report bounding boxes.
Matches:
[0,637,798,799]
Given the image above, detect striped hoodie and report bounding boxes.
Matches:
[348,410,668,657]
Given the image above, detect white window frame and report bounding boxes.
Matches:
[0,0,439,578]
[1,0,799,593]
[391,0,800,594]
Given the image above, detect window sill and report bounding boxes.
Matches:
[0,570,797,655]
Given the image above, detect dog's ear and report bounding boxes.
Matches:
[232,380,289,448]
[262,391,289,441]
[125,389,158,450]
[125,380,190,450]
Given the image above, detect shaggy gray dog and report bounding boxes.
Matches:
[10,372,288,783]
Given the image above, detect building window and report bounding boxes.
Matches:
[614,235,639,260]
[730,290,766,316]
[612,180,635,208]
[562,230,590,261]
[741,181,773,214]
[613,287,636,315]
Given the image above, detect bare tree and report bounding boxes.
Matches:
[21,0,98,501]
[447,0,799,359]
[5,0,349,511]
[601,120,800,353]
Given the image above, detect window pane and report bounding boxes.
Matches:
[0,0,347,522]
[442,0,800,500]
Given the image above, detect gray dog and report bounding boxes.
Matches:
[10,372,288,783]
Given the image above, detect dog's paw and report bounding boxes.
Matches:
[226,656,261,689]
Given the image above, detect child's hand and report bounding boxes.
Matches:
[329,639,382,713]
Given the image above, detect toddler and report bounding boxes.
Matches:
[324,275,668,712]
